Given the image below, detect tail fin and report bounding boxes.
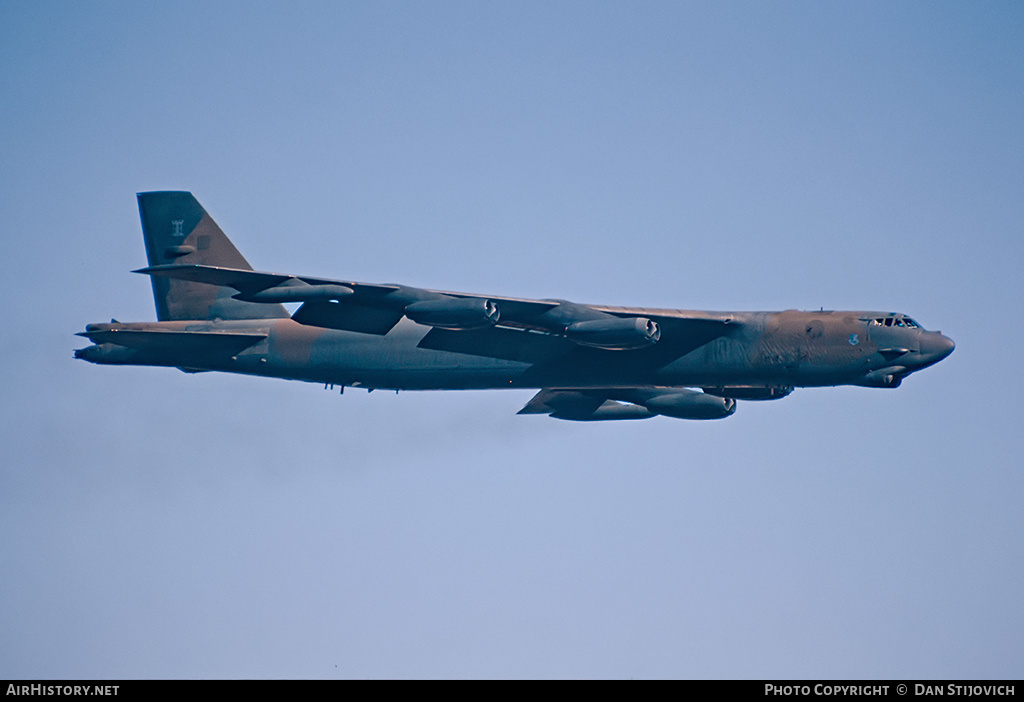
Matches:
[137,192,288,321]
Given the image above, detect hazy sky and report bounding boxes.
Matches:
[2,1,1022,679]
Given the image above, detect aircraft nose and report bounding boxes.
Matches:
[925,333,955,363]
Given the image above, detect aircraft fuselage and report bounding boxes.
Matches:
[78,308,953,392]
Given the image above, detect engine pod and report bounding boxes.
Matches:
[643,390,736,420]
[405,298,500,330]
[564,317,660,350]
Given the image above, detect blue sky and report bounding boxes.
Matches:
[1,1,1022,678]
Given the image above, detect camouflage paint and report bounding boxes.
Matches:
[76,193,955,421]
[138,192,288,322]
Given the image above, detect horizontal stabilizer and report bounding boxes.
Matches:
[77,328,266,356]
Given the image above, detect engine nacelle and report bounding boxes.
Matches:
[404,298,500,330]
[643,389,736,420]
[552,401,654,421]
[564,317,660,350]
[702,386,793,401]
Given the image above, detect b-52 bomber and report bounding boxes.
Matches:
[76,192,954,421]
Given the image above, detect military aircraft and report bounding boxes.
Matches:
[75,192,954,421]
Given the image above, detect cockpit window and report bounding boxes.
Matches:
[866,316,920,329]
[869,316,920,329]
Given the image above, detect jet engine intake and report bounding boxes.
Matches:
[564,317,660,350]
[404,298,500,330]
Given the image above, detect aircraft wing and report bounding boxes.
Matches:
[415,315,730,373]
[136,264,562,335]
[136,264,735,359]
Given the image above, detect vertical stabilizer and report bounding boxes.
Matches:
[137,192,288,321]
